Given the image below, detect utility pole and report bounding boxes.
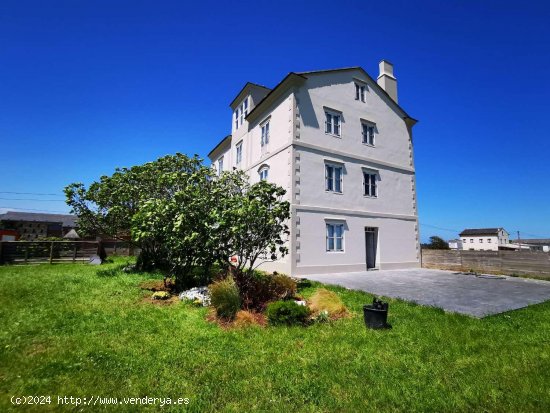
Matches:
[517,230,522,252]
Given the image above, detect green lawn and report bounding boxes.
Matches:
[1,259,549,412]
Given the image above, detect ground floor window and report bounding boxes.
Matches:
[326,223,344,251]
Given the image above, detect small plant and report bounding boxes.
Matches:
[313,310,330,323]
[233,310,265,328]
[209,277,241,320]
[266,300,311,326]
[152,291,171,300]
[309,288,348,319]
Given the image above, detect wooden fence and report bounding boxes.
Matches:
[0,241,131,265]
[421,249,550,278]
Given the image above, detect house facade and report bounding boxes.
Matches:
[459,228,510,251]
[208,62,420,275]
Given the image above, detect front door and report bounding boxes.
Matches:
[365,227,378,270]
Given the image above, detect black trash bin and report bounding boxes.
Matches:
[363,298,391,329]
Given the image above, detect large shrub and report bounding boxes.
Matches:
[209,277,241,320]
[266,300,310,326]
[234,270,296,311]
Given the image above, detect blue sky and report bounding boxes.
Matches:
[1,0,549,241]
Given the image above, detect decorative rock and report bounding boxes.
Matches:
[89,255,102,265]
[179,287,211,307]
[294,300,307,306]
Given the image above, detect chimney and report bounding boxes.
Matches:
[377,60,398,103]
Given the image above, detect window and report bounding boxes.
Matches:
[326,223,344,251]
[355,83,366,102]
[488,239,492,243]
[470,239,474,243]
[234,97,249,129]
[325,164,343,193]
[363,171,377,197]
[236,142,242,164]
[362,122,376,146]
[259,166,269,181]
[463,239,467,243]
[480,239,484,243]
[261,121,270,146]
[325,112,341,136]
[217,156,224,176]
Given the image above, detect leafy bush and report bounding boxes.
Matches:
[266,300,310,326]
[308,288,348,319]
[209,277,241,320]
[152,291,171,300]
[234,270,296,311]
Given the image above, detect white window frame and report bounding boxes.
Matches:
[355,83,366,102]
[258,165,269,181]
[363,170,377,197]
[326,222,344,252]
[261,120,270,147]
[324,110,341,137]
[235,141,243,164]
[325,163,343,194]
[217,156,224,176]
[361,121,376,146]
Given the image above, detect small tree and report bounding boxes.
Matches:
[422,236,450,250]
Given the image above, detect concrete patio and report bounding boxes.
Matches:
[302,268,550,317]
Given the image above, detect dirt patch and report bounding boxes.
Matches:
[139,279,176,293]
[205,308,266,329]
[140,294,180,306]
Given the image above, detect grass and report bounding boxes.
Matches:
[0,258,549,412]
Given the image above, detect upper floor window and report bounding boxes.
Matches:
[217,156,224,176]
[488,239,492,243]
[480,239,484,243]
[259,165,269,181]
[261,121,270,146]
[362,122,376,146]
[463,239,467,243]
[326,223,344,252]
[355,83,366,102]
[325,111,341,137]
[470,239,474,243]
[325,163,343,193]
[363,171,377,197]
[234,97,249,130]
[236,142,243,164]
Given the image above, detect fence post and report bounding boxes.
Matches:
[49,242,54,264]
[73,244,77,263]
[25,244,29,264]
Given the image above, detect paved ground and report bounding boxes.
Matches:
[303,268,550,317]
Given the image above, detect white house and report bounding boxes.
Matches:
[459,228,510,251]
[208,61,420,275]
[448,239,463,250]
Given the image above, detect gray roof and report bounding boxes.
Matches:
[459,228,504,236]
[512,239,550,245]
[0,211,77,227]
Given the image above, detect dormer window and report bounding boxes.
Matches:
[234,97,249,130]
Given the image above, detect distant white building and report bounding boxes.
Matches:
[448,239,463,250]
[459,228,510,251]
[512,239,550,253]
[208,62,420,275]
